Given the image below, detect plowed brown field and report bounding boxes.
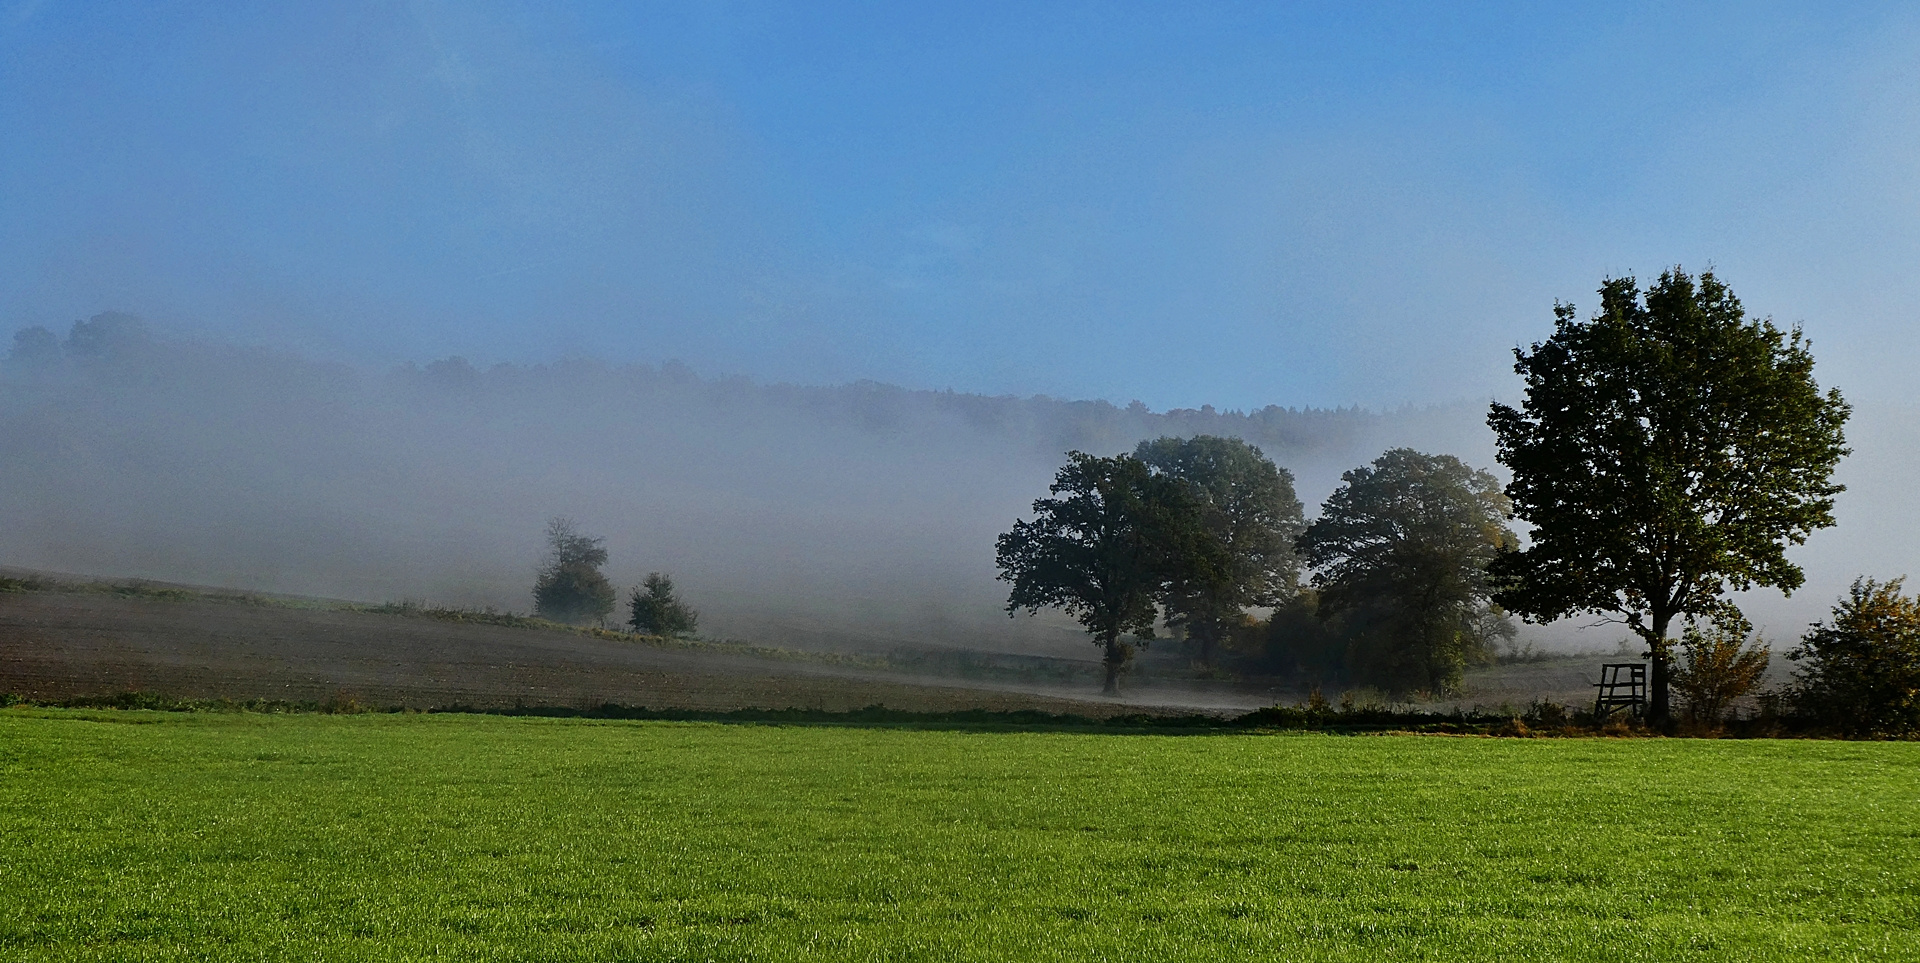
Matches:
[0,591,1176,716]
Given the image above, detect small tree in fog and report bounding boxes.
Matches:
[7,326,61,366]
[532,517,616,624]
[64,312,150,358]
[629,572,699,637]
[1671,614,1770,726]
[1790,578,1920,737]
[1134,435,1304,668]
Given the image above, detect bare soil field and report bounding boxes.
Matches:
[0,571,1671,717]
[0,589,1216,716]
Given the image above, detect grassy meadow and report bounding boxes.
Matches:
[1,710,1916,961]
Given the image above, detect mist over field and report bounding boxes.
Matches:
[4,316,1907,657]
[0,317,1478,656]
[10,10,1920,959]
[7,4,1920,672]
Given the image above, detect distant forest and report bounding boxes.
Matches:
[10,312,1424,459]
[405,354,1400,466]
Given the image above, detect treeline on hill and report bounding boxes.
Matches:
[2,312,1394,464]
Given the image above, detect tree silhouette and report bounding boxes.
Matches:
[1297,448,1516,695]
[629,572,699,637]
[1489,269,1849,722]
[1134,435,1304,668]
[996,452,1212,693]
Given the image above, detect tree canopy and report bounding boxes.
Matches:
[1297,448,1516,695]
[1488,268,1849,721]
[996,451,1211,693]
[532,517,616,624]
[1133,435,1304,667]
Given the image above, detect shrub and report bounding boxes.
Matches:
[532,517,615,624]
[1790,578,1920,738]
[628,572,698,637]
[1672,614,1771,726]
[6,326,60,366]
[1256,593,1344,679]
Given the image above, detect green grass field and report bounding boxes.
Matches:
[2,710,1916,961]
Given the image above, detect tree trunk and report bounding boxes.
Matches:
[1197,623,1215,669]
[1419,603,1441,695]
[1103,636,1122,694]
[1647,611,1674,724]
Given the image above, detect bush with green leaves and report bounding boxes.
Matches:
[1672,614,1771,726]
[1256,592,1345,680]
[1790,577,1920,737]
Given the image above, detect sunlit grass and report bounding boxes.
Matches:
[1,710,1915,961]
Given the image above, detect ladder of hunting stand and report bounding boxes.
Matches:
[1592,663,1647,718]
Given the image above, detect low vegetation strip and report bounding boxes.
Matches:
[0,691,1755,735]
[2,710,1916,961]
[0,692,1572,734]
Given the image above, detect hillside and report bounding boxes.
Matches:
[0,576,1234,715]
[0,572,1648,715]
[9,321,1904,658]
[0,326,1490,658]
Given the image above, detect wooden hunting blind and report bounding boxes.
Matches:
[1592,663,1647,718]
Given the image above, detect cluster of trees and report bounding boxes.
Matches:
[7,312,151,365]
[532,517,699,637]
[996,437,1516,695]
[995,437,1298,693]
[1004,268,1920,735]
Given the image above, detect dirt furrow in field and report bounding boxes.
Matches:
[0,592,1188,716]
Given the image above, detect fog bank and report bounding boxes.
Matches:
[4,317,1905,656]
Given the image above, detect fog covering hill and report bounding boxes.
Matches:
[4,314,1910,657]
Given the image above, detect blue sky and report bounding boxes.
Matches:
[3,1,1916,409]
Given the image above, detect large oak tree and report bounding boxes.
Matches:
[1297,448,1516,695]
[1134,435,1304,667]
[996,451,1214,693]
[1488,269,1849,722]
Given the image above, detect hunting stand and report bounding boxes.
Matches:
[1592,663,1647,719]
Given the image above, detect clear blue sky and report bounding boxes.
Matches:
[3,1,1915,409]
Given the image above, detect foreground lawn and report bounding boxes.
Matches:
[0,711,1915,961]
